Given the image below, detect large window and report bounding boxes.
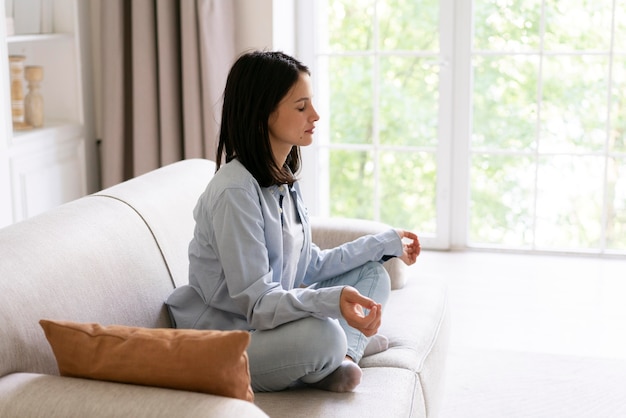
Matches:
[298,0,626,255]
[471,0,626,253]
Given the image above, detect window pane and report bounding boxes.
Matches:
[472,55,539,151]
[607,157,626,250]
[543,0,613,51]
[326,0,375,51]
[535,156,604,250]
[540,55,608,153]
[473,0,542,51]
[610,58,626,154]
[469,154,535,247]
[379,151,437,233]
[328,56,374,145]
[379,56,439,147]
[377,0,438,50]
[614,1,626,52]
[329,150,375,219]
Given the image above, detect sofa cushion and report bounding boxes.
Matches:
[254,367,425,417]
[39,320,254,402]
[0,373,269,418]
[359,275,450,418]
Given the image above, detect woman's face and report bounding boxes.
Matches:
[268,72,320,164]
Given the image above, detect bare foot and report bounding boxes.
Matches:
[309,360,362,392]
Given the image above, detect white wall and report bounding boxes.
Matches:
[0,0,14,227]
[234,0,296,55]
[234,0,272,53]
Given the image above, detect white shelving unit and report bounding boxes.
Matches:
[0,0,94,227]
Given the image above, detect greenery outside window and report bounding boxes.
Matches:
[471,0,626,253]
[298,0,626,255]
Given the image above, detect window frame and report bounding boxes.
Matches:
[296,0,457,250]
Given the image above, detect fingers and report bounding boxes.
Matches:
[351,304,382,337]
[362,304,382,336]
[342,286,376,309]
[340,287,383,337]
[396,229,421,265]
[406,239,420,259]
[400,230,419,242]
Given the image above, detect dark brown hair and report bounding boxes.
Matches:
[216,51,310,187]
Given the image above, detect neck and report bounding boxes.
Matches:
[273,147,293,168]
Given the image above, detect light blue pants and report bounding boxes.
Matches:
[247,261,391,392]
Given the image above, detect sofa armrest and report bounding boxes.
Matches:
[310,216,407,290]
[0,373,268,418]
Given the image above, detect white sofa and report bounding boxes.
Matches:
[0,159,449,417]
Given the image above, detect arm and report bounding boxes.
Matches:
[306,226,419,336]
[208,188,343,330]
[303,229,403,286]
[308,216,414,289]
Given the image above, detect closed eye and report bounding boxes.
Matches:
[295,97,310,112]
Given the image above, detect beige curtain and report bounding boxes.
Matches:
[100,0,235,188]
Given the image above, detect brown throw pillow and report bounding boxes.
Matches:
[39,319,254,402]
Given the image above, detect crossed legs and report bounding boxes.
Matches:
[247,262,391,392]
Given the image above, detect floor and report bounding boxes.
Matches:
[410,250,626,417]
[413,250,626,360]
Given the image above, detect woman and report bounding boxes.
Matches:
[166,51,420,393]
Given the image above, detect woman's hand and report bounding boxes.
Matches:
[396,230,421,266]
[339,286,382,337]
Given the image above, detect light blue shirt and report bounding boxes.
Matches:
[166,159,403,332]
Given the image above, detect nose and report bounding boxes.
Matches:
[310,104,320,122]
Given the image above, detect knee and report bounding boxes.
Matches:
[362,261,391,303]
[297,317,347,365]
[294,318,347,382]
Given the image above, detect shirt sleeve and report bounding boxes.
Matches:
[302,228,404,286]
[210,187,343,330]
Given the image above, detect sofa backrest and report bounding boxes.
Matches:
[0,159,214,378]
[95,159,215,288]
